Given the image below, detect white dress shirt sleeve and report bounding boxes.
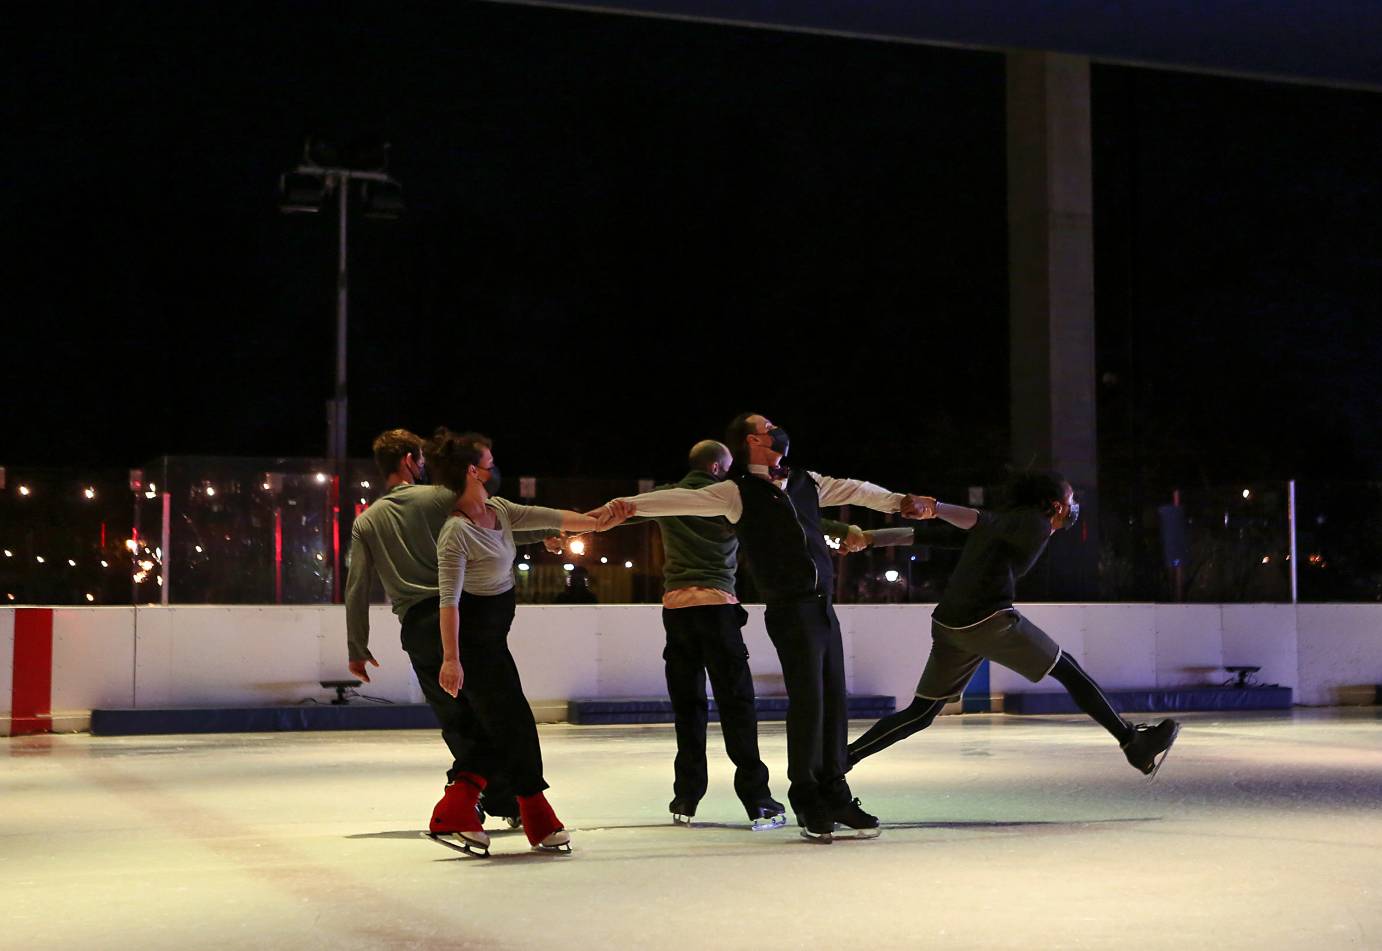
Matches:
[809,471,906,513]
[618,480,743,523]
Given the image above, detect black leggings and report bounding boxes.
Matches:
[848,651,1133,765]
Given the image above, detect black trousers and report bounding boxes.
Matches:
[763,593,852,815]
[400,590,548,797]
[662,603,772,812]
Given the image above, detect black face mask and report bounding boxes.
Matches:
[764,426,790,457]
[483,464,502,497]
[1062,501,1080,530]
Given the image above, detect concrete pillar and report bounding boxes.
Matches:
[1006,51,1099,595]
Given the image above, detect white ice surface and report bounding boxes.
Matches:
[3,710,1381,950]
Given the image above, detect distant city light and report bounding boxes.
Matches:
[624,561,634,569]
[194,545,203,553]
[206,485,216,496]
[6,593,14,601]
[563,563,575,572]
[35,556,45,564]
[261,482,271,490]
[144,490,157,500]
[18,485,30,496]
[360,481,370,489]
[1261,555,1271,564]
[156,576,163,586]
[884,569,901,583]
[600,557,608,564]
[569,539,586,555]
[314,473,327,484]
[100,560,109,567]
[85,593,94,602]
[518,563,530,572]
[139,560,154,571]
[83,487,95,500]
[1242,489,1251,499]
[2,550,11,558]
[67,559,77,567]
[125,539,138,553]
[522,553,531,560]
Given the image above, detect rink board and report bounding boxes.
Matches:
[5,602,1382,734]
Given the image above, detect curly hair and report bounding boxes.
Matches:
[1006,470,1069,516]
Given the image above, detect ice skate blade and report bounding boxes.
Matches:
[1145,722,1182,781]
[533,841,574,854]
[671,814,694,826]
[799,830,833,845]
[422,831,490,857]
[750,813,787,832]
[831,827,881,840]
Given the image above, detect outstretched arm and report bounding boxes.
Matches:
[934,501,981,530]
[609,481,743,523]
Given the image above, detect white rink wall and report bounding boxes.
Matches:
[2,603,1379,732]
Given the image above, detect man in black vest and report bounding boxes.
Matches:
[610,413,932,843]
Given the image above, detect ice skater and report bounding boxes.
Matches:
[426,428,631,855]
[574,438,870,831]
[608,413,934,843]
[344,428,536,833]
[847,471,1181,777]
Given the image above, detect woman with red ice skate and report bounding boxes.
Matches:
[424,428,631,855]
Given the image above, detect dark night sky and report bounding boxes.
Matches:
[4,4,1380,496]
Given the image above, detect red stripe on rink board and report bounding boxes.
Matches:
[12,608,54,735]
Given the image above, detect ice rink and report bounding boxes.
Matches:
[4,710,1380,950]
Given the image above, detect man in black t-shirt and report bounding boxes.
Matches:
[848,471,1181,778]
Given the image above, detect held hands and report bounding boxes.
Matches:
[348,656,380,683]
[439,658,464,698]
[543,533,568,554]
[900,495,938,520]
[589,499,636,531]
[841,524,870,554]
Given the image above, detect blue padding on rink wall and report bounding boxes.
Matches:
[567,695,896,725]
[90,704,439,736]
[1003,686,1293,715]
[961,659,991,713]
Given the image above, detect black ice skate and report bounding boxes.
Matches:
[669,797,698,826]
[799,806,835,844]
[747,797,786,832]
[1122,719,1181,778]
[830,798,881,840]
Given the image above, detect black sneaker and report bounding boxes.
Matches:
[669,797,698,826]
[831,798,881,839]
[1122,719,1181,777]
[747,797,786,831]
[799,805,834,844]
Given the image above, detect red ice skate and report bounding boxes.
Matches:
[426,772,491,855]
[518,792,572,853]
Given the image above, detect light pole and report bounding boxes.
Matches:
[279,137,403,600]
